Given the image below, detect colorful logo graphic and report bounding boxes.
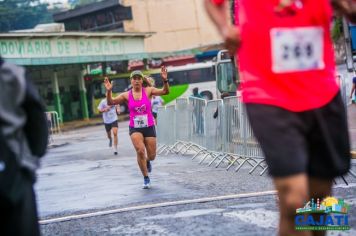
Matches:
[135,104,146,113]
[295,197,350,231]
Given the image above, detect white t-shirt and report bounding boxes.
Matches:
[98,99,118,124]
[151,96,164,113]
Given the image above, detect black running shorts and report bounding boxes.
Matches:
[104,120,118,132]
[245,92,350,178]
[129,126,156,137]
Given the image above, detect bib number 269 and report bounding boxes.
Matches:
[271,27,325,73]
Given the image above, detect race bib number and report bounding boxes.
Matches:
[271,27,324,73]
[133,115,148,128]
[108,109,114,117]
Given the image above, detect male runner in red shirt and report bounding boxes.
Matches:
[206,1,356,235]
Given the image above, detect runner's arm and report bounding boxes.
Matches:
[108,92,127,105]
[104,77,127,105]
[204,0,241,55]
[98,106,111,113]
[151,66,169,96]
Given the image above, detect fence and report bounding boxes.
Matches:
[157,86,355,177]
[339,74,353,107]
[45,111,61,145]
[157,96,268,175]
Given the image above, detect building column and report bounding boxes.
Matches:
[78,68,89,120]
[53,71,63,123]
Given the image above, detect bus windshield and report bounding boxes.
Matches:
[215,50,239,95]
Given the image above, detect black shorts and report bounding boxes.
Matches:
[104,120,118,132]
[245,92,350,178]
[152,112,157,119]
[129,126,156,137]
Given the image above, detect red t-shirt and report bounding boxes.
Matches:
[213,0,339,111]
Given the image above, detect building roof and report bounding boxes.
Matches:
[53,0,126,22]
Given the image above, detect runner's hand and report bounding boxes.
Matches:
[331,0,356,24]
[222,25,241,56]
[104,77,113,91]
[161,66,168,81]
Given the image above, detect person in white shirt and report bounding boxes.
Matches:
[98,98,119,155]
[151,95,164,123]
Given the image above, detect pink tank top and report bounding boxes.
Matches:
[128,88,155,128]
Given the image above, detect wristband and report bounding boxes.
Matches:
[163,80,168,83]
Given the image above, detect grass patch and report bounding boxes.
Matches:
[161,84,189,104]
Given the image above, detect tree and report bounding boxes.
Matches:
[0,0,53,32]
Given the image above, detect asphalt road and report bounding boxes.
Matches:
[36,122,356,235]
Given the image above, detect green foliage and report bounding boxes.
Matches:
[332,17,343,42]
[0,0,53,32]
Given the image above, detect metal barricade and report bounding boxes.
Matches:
[203,100,228,166]
[222,97,267,175]
[184,97,212,161]
[218,96,246,169]
[339,74,353,106]
[188,97,207,148]
[172,98,192,153]
[45,111,61,145]
[156,96,268,175]
[156,105,176,154]
[205,100,223,152]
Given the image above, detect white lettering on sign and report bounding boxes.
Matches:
[0,38,128,58]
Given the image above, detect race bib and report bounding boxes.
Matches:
[133,115,148,128]
[107,109,114,117]
[271,27,324,73]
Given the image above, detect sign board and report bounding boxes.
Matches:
[0,36,145,65]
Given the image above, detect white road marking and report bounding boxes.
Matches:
[39,181,356,225]
[39,190,277,225]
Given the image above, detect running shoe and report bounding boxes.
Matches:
[147,160,152,173]
[143,177,151,189]
[109,138,112,147]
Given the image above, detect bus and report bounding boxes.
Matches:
[90,61,221,115]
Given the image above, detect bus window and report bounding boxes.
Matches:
[112,79,129,93]
[187,69,201,83]
[167,71,188,85]
[201,67,215,82]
